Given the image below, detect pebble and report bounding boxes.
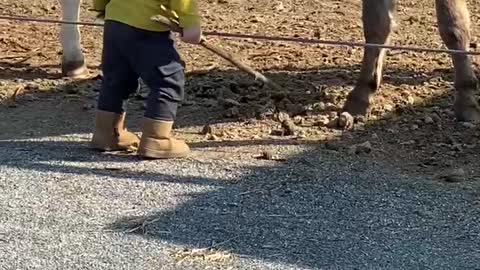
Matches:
[314,102,326,112]
[219,98,241,108]
[276,111,291,123]
[355,141,372,154]
[325,102,338,111]
[326,118,339,128]
[324,141,340,151]
[461,122,475,129]
[355,115,367,123]
[314,116,330,127]
[424,116,434,124]
[293,116,304,125]
[281,119,297,136]
[82,103,94,111]
[439,168,466,183]
[201,124,214,135]
[224,107,240,118]
[328,112,338,119]
[259,150,276,160]
[338,112,354,129]
[431,113,441,123]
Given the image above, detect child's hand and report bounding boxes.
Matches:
[181,26,202,44]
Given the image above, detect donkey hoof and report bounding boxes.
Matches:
[454,94,480,123]
[61,60,89,79]
[342,92,370,117]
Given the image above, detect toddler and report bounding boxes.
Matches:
[89,0,201,159]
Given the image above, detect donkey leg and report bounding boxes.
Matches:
[436,0,480,122]
[59,0,88,78]
[342,0,396,116]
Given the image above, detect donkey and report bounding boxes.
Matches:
[342,0,480,122]
[58,0,88,78]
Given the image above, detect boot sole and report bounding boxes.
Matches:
[90,141,136,152]
[137,147,190,159]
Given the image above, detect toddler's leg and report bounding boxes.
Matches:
[90,21,141,151]
[130,31,189,159]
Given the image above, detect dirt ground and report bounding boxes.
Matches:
[2,0,480,182]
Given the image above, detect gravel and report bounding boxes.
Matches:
[1,130,479,270]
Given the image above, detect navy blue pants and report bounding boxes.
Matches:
[97,20,185,121]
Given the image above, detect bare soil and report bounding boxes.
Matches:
[2,0,480,182]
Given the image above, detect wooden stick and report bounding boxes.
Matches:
[150,14,282,91]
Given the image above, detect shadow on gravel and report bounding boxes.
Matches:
[1,114,479,269]
[105,144,480,269]
[1,63,480,269]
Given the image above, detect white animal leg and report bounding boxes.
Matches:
[59,0,88,78]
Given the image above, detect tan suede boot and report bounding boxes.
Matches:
[90,110,140,151]
[137,118,190,159]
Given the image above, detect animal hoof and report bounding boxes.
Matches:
[61,60,89,79]
[454,93,480,123]
[342,92,370,117]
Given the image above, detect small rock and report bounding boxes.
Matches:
[325,102,338,111]
[347,145,357,155]
[281,119,297,136]
[407,96,415,104]
[259,150,276,160]
[431,113,441,123]
[424,116,434,124]
[461,122,476,129]
[328,112,337,119]
[275,111,291,123]
[325,141,340,151]
[202,99,218,108]
[439,168,466,183]
[219,98,241,108]
[313,102,326,112]
[355,115,367,123]
[207,134,221,141]
[383,104,394,111]
[326,118,339,128]
[411,124,419,130]
[201,124,214,135]
[299,120,315,127]
[400,140,415,145]
[25,83,39,91]
[293,116,304,125]
[82,103,94,111]
[285,103,305,116]
[182,100,197,106]
[270,129,284,136]
[224,107,240,118]
[314,116,330,127]
[296,129,307,138]
[338,112,354,129]
[355,141,372,154]
[275,1,284,11]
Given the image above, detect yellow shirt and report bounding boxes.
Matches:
[92,0,201,32]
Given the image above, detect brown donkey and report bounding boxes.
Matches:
[342,0,479,122]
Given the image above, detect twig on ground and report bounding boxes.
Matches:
[123,217,162,234]
[7,85,24,107]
